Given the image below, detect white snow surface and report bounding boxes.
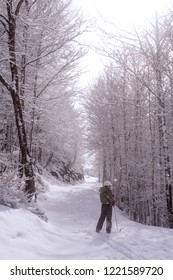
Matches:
[0,176,173,260]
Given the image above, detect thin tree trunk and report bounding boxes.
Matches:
[155,16,173,226]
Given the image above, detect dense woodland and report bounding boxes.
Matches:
[0,0,85,207]
[85,11,173,228]
[1,0,173,229]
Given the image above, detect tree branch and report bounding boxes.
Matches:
[0,20,7,34]
[36,62,70,98]
[0,74,11,92]
[0,14,9,24]
[15,0,25,16]
[28,0,38,13]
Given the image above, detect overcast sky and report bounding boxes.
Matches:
[74,0,172,85]
[77,0,171,26]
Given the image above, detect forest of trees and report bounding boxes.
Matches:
[85,11,173,229]
[1,0,173,230]
[0,0,86,205]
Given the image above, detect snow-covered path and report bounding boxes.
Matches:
[1,176,173,259]
[40,176,173,260]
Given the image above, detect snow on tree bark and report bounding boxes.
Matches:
[0,0,36,198]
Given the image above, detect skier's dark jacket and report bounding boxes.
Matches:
[99,186,114,204]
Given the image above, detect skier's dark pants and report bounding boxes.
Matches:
[96,204,112,232]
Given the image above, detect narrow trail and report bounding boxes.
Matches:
[39,177,147,259]
[1,177,173,260]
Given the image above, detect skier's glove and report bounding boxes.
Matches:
[112,201,115,206]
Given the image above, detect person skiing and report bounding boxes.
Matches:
[96,180,115,233]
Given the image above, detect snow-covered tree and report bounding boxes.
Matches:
[0,0,86,203]
[85,11,173,228]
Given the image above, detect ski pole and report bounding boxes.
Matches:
[113,206,119,232]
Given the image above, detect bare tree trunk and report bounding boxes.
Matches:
[155,17,173,227]
[121,71,131,217]
[29,35,43,156]
[148,90,158,225]
[0,0,36,198]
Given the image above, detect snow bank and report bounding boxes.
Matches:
[0,176,173,260]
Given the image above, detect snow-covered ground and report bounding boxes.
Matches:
[0,176,173,260]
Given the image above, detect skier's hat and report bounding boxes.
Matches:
[103,181,112,187]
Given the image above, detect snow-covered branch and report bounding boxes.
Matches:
[0,74,11,92]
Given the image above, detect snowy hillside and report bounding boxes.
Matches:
[0,176,173,260]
